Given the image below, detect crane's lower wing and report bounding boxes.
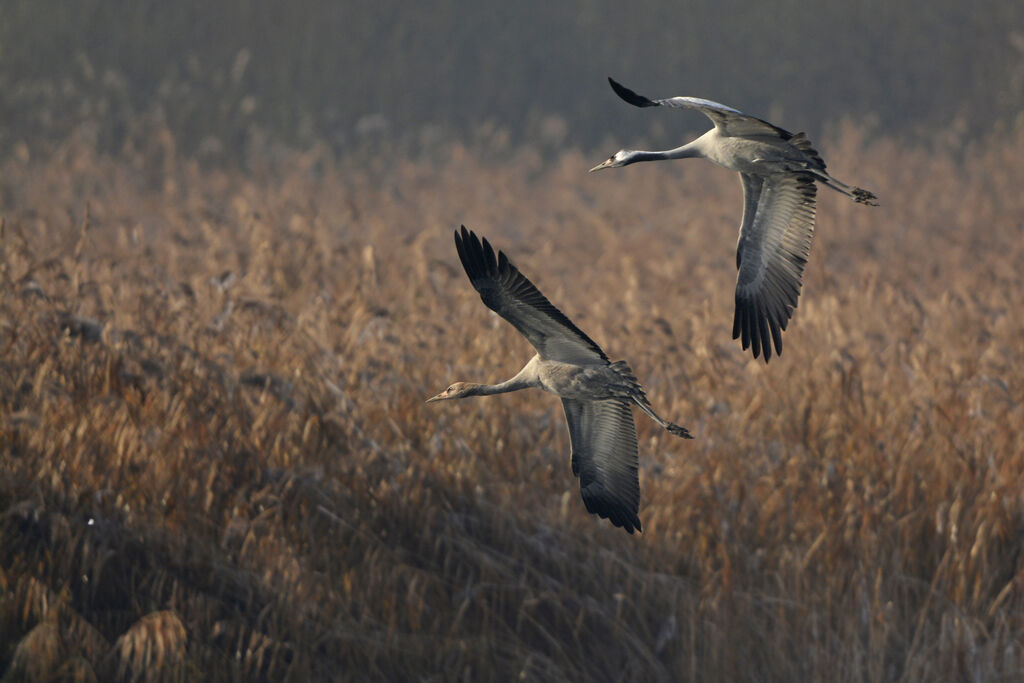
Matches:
[733,172,817,361]
[561,398,641,534]
[607,77,793,140]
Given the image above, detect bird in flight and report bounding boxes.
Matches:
[428,226,693,533]
[592,77,878,362]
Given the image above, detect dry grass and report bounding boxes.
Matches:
[1,120,1023,681]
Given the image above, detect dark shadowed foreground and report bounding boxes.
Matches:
[1,122,1023,680]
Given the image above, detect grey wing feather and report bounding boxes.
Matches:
[608,77,794,140]
[732,173,817,361]
[455,226,609,365]
[562,398,641,534]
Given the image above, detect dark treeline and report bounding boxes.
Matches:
[1,0,1022,160]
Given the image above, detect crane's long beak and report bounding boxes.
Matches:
[588,159,614,173]
[425,391,448,404]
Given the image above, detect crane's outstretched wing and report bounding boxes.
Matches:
[733,172,817,361]
[608,77,794,141]
[561,398,641,534]
[455,226,609,365]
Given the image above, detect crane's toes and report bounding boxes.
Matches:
[853,188,879,206]
[668,424,694,439]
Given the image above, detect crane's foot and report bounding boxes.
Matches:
[667,423,694,439]
[853,187,879,206]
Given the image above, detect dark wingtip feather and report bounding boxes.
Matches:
[455,225,492,286]
[770,320,784,359]
[735,295,789,363]
[608,77,657,108]
[581,488,641,534]
[454,226,469,274]
[747,306,760,358]
[480,236,498,275]
[758,314,772,362]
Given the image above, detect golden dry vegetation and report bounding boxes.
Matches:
[1,121,1023,681]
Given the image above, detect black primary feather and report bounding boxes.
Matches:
[608,77,658,108]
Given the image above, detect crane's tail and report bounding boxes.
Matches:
[811,171,879,206]
[609,361,694,439]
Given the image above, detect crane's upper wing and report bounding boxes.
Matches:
[455,226,609,365]
[608,77,794,141]
[733,172,817,361]
[561,398,641,533]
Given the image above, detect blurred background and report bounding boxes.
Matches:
[3,2,1024,680]
[2,0,1022,161]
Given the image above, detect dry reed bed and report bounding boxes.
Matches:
[0,123,1023,681]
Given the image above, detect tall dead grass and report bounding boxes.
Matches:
[1,120,1023,681]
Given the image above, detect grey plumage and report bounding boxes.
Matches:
[592,77,878,361]
[428,226,692,534]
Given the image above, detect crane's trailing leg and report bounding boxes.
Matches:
[608,361,693,439]
[632,397,694,439]
[805,169,879,205]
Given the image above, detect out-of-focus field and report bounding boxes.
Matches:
[1,121,1023,681]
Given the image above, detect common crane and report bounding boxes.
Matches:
[428,226,693,533]
[591,77,878,361]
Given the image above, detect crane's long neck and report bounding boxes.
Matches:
[628,141,704,164]
[468,358,541,396]
[466,377,525,396]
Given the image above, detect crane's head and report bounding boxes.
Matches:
[426,382,477,403]
[589,149,634,172]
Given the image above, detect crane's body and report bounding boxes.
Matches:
[430,353,687,434]
[592,78,878,361]
[428,227,692,534]
[630,129,808,175]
